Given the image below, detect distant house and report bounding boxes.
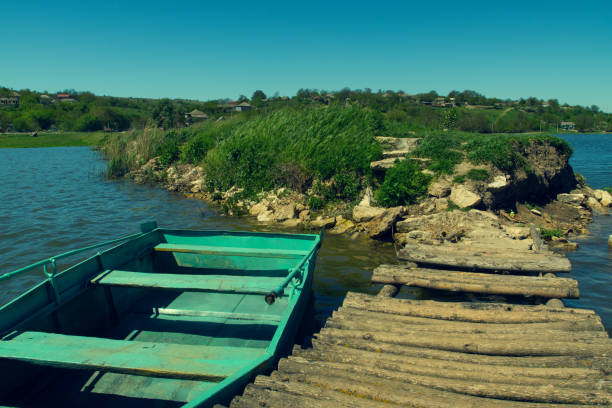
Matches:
[235,102,252,112]
[39,94,52,105]
[0,92,19,107]
[185,109,209,125]
[56,93,70,99]
[559,121,575,130]
[186,109,208,119]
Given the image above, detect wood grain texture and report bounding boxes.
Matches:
[372,264,579,298]
[0,331,264,381]
[397,244,571,273]
[92,270,284,295]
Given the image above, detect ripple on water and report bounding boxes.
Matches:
[1,143,611,333]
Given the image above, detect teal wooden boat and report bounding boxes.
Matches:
[0,223,321,407]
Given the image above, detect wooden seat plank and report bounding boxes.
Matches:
[0,331,264,381]
[92,270,284,295]
[155,243,307,259]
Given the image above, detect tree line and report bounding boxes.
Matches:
[1,86,609,133]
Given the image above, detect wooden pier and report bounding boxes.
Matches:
[230,244,612,407]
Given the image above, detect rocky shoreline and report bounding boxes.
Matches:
[128,147,611,255]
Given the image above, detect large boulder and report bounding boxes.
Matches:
[428,180,451,198]
[249,200,269,216]
[331,216,355,234]
[450,185,482,208]
[557,193,585,206]
[311,216,336,229]
[365,207,404,239]
[487,175,509,190]
[353,205,386,223]
[594,189,612,207]
[273,203,296,222]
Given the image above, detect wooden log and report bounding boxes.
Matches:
[342,292,600,324]
[326,314,609,341]
[311,337,612,370]
[317,326,612,356]
[372,265,580,298]
[263,366,604,408]
[240,379,392,407]
[278,357,611,405]
[292,344,608,383]
[333,307,607,332]
[377,284,400,297]
[231,383,361,408]
[397,244,571,273]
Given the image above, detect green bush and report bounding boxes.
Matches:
[453,175,466,184]
[155,130,181,166]
[74,113,104,131]
[540,228,563,240]
[466,168,489,181]
[604,187,612,194]
[375,159,432,207]
[307,195,325,210]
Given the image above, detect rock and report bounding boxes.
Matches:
[190,178,204,193]
[273,203,296,222]
[298,209,311,221]
[546,299,565,308]
[585,196,603,211]
[353,205,386,223]
[365,207,404,239]
[358,186,374,207]
[503,225,530,240]
[422,169,435,176]
[257,210,274,222]
[249,201,269,216]
[487,175,509,190]
[556,193,585,206]
[331,216,355,234]
[311,216,336,229]
[396,214,438,233]
[449,185,482,208]
[530,208,542,216]
[598,190,612,207]
[282,219,301,227]
[434,198,449,211]
[609,235,612,248]
[295,203,305,212]
[428,180,451,198]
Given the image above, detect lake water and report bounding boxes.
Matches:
[0,136,610,332]
[0,147,397,328]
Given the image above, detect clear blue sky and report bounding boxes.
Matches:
[2,1,611,111]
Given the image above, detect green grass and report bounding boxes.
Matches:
[0,132,105,148]
[466,168,489,181]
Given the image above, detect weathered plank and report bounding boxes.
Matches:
[147,307,281,323]
[333,307,607,332]
[292,344,607,383]
[155,243,307,259]
[397,244,572,273]
[326,315,609,341]
[92,270,283,295]
[277,357,611,405]
[0,331,263,381]
[343,292,599,323]
[372,265,580,298]
[261,370,599,408]
[234,382,390,408]
[311,337,611,369]
[318,326,612,356]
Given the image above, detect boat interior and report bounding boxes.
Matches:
[0,230,319,407]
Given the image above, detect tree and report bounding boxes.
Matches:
[151,99,177,129]
[251,90,267,107]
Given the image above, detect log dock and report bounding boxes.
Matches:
[230,243,612,407]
